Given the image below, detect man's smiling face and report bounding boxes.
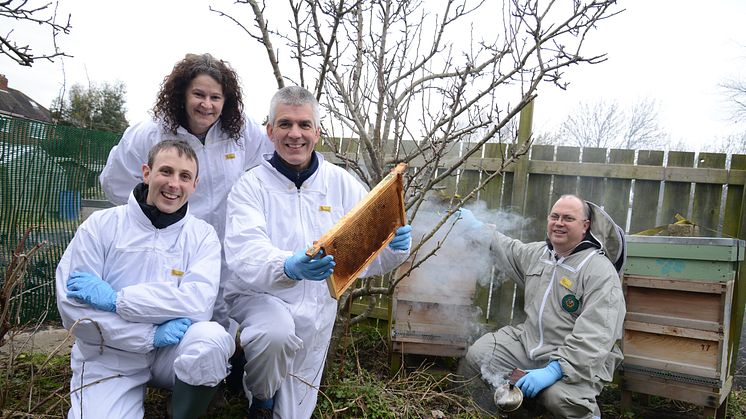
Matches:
[546,196,590,255]
[267,103,320,171]
[142,147,198,213]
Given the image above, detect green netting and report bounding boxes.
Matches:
[0,116,121,324]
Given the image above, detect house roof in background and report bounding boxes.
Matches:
[0,74,52,123]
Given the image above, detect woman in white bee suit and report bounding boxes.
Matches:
[223,86,412,418]
[459,195,626,419]
[99,53,273,332]
[56,141,234,419]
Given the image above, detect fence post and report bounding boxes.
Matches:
[510,100,534,235]
[733,175,746,385]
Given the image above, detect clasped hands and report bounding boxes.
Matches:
[67,271,190,348]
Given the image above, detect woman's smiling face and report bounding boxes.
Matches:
[185,74,224,136]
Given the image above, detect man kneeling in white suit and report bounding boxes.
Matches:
[56,139,234,419]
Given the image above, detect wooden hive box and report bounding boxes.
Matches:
[620,236,745,417]
[389,261,481,358]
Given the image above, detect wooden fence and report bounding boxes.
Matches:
[339,142,746,331]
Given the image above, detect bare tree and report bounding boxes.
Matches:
[212,0,621,316]
[556,98,665,149]
[1,0,72,66]
[701,133,746,155]
[722,78,746,122]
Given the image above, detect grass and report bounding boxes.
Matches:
[0,351,71,417]
[1,323,745,418]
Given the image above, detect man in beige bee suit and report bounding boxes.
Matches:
[459,194,626,419]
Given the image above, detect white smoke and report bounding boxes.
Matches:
[481,363,511,388]
[408,199,529,291]
[394,199,530,345]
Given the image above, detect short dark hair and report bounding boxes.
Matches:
[153,53,244,140]
[147,140,199,177]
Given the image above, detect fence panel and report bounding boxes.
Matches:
[552,146,580,201]
[692,152,726,233]
[604,149,635,227]
[503,144,519,210]
[458,141,481,200]
[578,147,606,205]
[480,143,506,209]
[437,142,461,199]
[723,154,746,238]
[523,145,554,241]
[629,150,664,233]
[1,118,120,324]
[660,151,695,226]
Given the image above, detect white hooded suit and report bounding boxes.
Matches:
[56,192,234,419]
[224,154,409,418]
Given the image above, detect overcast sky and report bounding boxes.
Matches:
[3,1,745,150]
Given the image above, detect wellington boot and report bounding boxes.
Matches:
[171,378,219,419]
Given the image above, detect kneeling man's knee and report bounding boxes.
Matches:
[539,383,595,419]
[174,321,234,386]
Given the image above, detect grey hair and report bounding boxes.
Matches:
[268,86,320,127]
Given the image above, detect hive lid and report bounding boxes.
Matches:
[626,236,746,247]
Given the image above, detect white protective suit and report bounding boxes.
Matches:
[99,117,272,329]
[223,153,409,418]
[56,192,234,419]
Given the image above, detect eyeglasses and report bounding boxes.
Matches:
[547,213,588,223]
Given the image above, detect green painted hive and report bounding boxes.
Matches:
[620,235,745,412]
[625,236,744,282]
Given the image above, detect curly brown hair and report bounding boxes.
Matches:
[153,53,244,140]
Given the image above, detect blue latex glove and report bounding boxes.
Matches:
[154,318,192,348]
[66,272,117,313]
[457,208,483,229]
[388,225,412,251]
[516,360,563,398]
[284,250,335,281]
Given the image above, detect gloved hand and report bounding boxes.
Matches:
[66,272,117,313]
[284,250,335,281]
[515,360,563,398]
[154,318,192,348]
[457,208,483,229]
[388,225,412,251]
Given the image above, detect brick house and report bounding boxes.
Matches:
[0,74,52,140]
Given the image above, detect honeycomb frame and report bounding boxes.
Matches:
[306,163,407,299]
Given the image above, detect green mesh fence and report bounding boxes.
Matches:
[0,116,121,325]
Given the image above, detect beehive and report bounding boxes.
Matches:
[390,261,481,358]
[306,163,407,299]
[620,236,745,418]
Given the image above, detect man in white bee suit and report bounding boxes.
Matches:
[223,86,412,418]
[458,195,626,419]
[57,140,234,419]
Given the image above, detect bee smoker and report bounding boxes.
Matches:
[493,368,526,413]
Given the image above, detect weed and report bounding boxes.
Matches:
[1,323,745,418]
